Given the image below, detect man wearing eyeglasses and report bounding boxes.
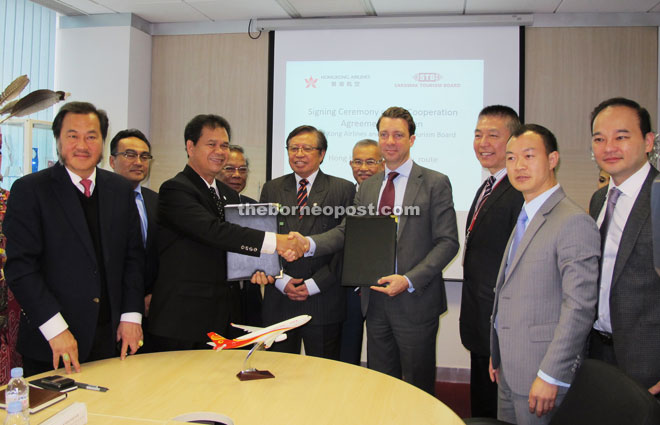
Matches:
[258,125,355,359]
[109,129,158,351]
[217,145,256,203]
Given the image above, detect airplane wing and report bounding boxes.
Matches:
[264,333,287,349]
[231,323,262,333]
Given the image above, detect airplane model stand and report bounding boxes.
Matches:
[236,341,275,381]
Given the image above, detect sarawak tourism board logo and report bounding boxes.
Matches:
[413,72,442,82]
[305,76,318,88]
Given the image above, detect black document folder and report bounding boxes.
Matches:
[341,215,397,286]
[225,203,282,281]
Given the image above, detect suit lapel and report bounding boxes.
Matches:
[302,171,329,234]
[281,174,300,232]
[470,177,513,235]
[611,168,657,287]
[182,165,217,216]
[50,164,97,265]
[96,169,115,269]
[398,163,423,238]
[466,179,486,232]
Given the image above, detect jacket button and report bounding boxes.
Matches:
[92,298,100,303]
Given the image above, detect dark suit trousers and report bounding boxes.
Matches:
[366,291,438,395]
[270,322,341,360]
[470,351,498,418]
[339,287,364,365]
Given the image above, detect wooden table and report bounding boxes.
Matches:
[17,350,465,424]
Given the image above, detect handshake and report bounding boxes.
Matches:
[276,231,310,262]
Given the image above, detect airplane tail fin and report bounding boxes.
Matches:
[207,332,228,350]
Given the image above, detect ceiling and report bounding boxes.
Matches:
[30,0,660,24]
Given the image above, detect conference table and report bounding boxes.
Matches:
[13,350,464,424]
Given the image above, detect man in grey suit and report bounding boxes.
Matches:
[259,125,355,359]
[588,97,660,395]
[489,124,600,424]
[305,107,459,394]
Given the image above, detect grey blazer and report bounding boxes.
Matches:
[589,166,660,389]
[313,161,459,323]
[490,187,600,395]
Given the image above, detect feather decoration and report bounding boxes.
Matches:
[0,90,69,124]
[0,99,19,115]
[0,75,30,105]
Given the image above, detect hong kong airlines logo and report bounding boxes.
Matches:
[305,76,318,88]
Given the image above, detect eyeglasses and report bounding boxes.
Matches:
[113,150,153,161]
[350,159,382,167]
[222,166,248,175]
[287,145,321,154]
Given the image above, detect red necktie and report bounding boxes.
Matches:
[378,172,399,215]
[80,178,92,198]
[297,179,309,219]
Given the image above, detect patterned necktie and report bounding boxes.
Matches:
[80,178,92,198]
[599,187,622,249]
[208,187,225,221]
[297,179,309,220]
[378,172,399,215]
[505,208,528,276]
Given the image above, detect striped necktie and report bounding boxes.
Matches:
[297,179,309,219]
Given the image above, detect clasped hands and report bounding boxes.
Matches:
[251,232,309,285]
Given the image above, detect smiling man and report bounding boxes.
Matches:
[5,102,145,376]
[460,105,523,418]
[489,124,599,424]
[350,139,383,188]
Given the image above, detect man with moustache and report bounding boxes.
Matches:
[350,139,383,190]
[588,97,660,395]
[4,102,145,375]
[148,115,306,350]
[489,124,599,424]
[460,105,523,417]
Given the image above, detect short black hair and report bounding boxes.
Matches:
[377,107,416,135]
[590,97,652,136]
[511,123,558,156]
[52,101,109,141]
[286,125,328,152]
[478,105,521,134]
[109,129,151,154]
[184,114,231,147]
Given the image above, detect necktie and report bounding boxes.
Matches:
[208,187,225,221]
[80,178,92,198]
[599,187,622,249]
[297,179,309,219]
[134,192,148,248]
[378,172,399,215]
[505,208,528,276]
[475,176,496,213]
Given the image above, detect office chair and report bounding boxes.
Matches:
[549,359,660,425]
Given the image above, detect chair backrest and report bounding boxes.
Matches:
[549,359,660,425]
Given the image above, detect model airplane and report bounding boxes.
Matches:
[207,315,312,351]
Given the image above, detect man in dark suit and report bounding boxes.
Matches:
[588,97,660,394]
[148,114,302,350]
[259,125,355,360]
[308,107,459,394]
[217,144,261,326]
[109,129,158,350]
[460,105,523,417]
[4,102,145,376]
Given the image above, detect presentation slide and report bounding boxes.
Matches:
[272,27,520,279]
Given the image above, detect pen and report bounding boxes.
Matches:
[75,382,109,392]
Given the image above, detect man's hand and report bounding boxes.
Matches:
[488,357,499,384]
[48,329,80,374]
[116,321,143,360]
[276,232,309,262]
[528,377,558,417]
[370,274,409,297]
[144,294,152,317]
[251,271,275,285]
[284,278,309,301]
[649,380,660,395]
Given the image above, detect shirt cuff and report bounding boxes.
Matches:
[305,278,320,295]
[261,232,276,254]
[275,273,292,294]
[538,370,570,387]
[305,237,316,257]
[120,312,142,325]
[404,275,415,293]
[39,313,68,341]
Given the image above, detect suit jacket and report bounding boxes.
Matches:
[589,166,660,389]
[141,186,159,295]
[259,170,355,325]
[148,165,265,343]
[313,162,459,323]
[4,163,145,362]
[490,187,600,395]
[460,176,523,355]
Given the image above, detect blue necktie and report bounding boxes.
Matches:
[134,191,148,248]
[505,208,528,276]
